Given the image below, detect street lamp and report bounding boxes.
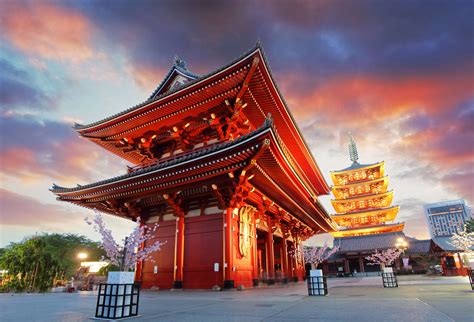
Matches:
[395,237,409,270]
[395,237,408,254]
[77,252,88,260]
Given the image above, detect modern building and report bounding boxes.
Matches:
[50,44,338,289]
[325,134,405,274]
[424,199,472,238]
[424,199,473,276]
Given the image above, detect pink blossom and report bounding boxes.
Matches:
[302,243,339,267]
[365,248,402,267]
[449,225,474,253]
[85,212,165,271]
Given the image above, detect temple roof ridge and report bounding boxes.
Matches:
[146,56,200,101]
[331,160,384,173]
[74,43,263,131]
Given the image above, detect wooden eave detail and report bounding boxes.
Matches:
[53,130,269,202]
[331,176,389,199]
[332,176,388,190]
[53,124,335,232]
[331,190,393,206]
[331,222,405,238]
[330,162,385,182]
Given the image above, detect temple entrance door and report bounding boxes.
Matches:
[256,230,267,279]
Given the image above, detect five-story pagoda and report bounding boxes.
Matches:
[330,134,403,237]
[323,134,405,275]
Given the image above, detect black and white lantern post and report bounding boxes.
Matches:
[86,213,165,320]
[303,243,338,296]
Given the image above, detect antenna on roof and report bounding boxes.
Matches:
[348,132,359,164]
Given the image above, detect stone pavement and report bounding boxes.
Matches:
[0,276,472,322]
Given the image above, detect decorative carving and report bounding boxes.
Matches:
[163,193,185,217]
[238,206,254,257]
[228,170,254,208]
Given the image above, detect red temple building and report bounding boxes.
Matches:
[324,134,406,275]
[51,44,338,289]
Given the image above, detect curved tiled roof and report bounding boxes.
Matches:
[74,43,263,131]
[52,117,273,194]
[332,161,383,173]
[333,231,406,253]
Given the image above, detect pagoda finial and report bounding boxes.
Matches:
[348,132,359,164]
[173,55,187,69]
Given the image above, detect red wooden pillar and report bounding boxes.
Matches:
[223,207,235,288]
[344,259,350,274]
[359,257,365,273]
[173,216,185,288]
[281,238,288,278]
[266,230,275,282]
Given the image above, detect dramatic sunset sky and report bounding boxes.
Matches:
[0,0,472,247]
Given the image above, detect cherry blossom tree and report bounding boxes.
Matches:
[85,213,165,271]
[302,243,339,269]
[449,225,474,253]
[365,248,402,268]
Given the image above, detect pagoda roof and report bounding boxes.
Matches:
[331,161,384,174]
[331,190,393,203]
[331,205,400,218]
[51,119,337,233]
[71,43,330,196]
[331,222,405,238]
[332,176,388,189]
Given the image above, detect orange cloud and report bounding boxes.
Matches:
[125,63,168,92]
[0,2,95,62]
[0,138,125,185]
[282,71,474,125]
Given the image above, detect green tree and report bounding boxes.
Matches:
[0,233,104,292]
